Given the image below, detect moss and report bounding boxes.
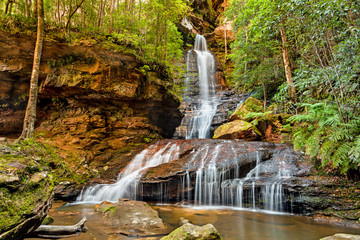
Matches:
[41,216,54,225]
[230,97,264,121]
[213,120,261,139]
[0,171,54,233]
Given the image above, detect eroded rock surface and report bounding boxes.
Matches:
[0,30,182,179]
[95,199,169,236]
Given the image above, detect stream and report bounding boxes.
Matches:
[28,201,358,240]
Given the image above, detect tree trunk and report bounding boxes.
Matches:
[18,0,44,140]
[56,0,61,23]
[26,0,32,17]
[31,217,87,237]
[109,0,115,33]
[5,0,11,14]
[96,0,102,27]
[224,28,227,62]
[65,0,86,30]
[123,0,127,14]
[280,23,295,100]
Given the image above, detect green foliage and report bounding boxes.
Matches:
[225,0,286,98]
[289,103,360,174]
[227,0,360,175]
[1,0,188,79]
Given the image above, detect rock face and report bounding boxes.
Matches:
[210,91,250,134]
[279,177,360,223]
[0,145,54,240]
[0,30,182,178]
[95,199,169,236]
[213,119,261,140]
[161,223,222,240]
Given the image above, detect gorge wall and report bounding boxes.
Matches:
[0,30,182,179]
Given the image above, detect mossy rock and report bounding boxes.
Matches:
[0,169,54,240]
[229,97,263,121]
[320,233,360,240]
[161,223,222,240]
[213,120,261,140]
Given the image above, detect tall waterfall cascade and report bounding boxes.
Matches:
[76,36,307,214]
[174,35,219,139]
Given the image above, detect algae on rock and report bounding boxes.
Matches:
[161,223,222,240]
[229,96,263,121]
[213,119,261,140]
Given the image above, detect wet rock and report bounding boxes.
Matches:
[213,119,261,140]
[178,217,191,226]
[95,199,170,236]
[138,139,302,202]
[54,181,81,201]
[161,223,222,240]
[279,177,360,220]
[320,234,360,240]
[210,91,249,135]
[229,97,263,121]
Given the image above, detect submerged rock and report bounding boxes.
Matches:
[161,223,222,240]
[213,119,261,140]
[95,199,169,236]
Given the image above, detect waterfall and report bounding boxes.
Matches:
[220,156,295,212]
[76,142,180,203]
[75,34,302,214]
[174,35,219,139]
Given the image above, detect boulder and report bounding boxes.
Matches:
[95,199,169,236]
[161,223,222,240]
[320,234,360,240]
[229,97,263,121]
[213,120,261,140]
[0,144,54,240]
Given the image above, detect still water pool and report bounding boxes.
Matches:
[28,202,359,240]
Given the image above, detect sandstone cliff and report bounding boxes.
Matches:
[0,31,182,179]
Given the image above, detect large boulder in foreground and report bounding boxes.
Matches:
[213,119,261,140]
[161,223,222,240]
[320,234,360,240]
[229,97,263,121]
[0,145,54,240]
[95,199,169,236]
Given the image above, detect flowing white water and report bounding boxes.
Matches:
[184,35,218,139]
[220,154,295,212]
[75,35,298,213]
[76,142,180,203]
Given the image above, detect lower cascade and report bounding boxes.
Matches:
[77,139,307,213]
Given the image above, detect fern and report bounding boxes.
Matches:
[290,102,360,174]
